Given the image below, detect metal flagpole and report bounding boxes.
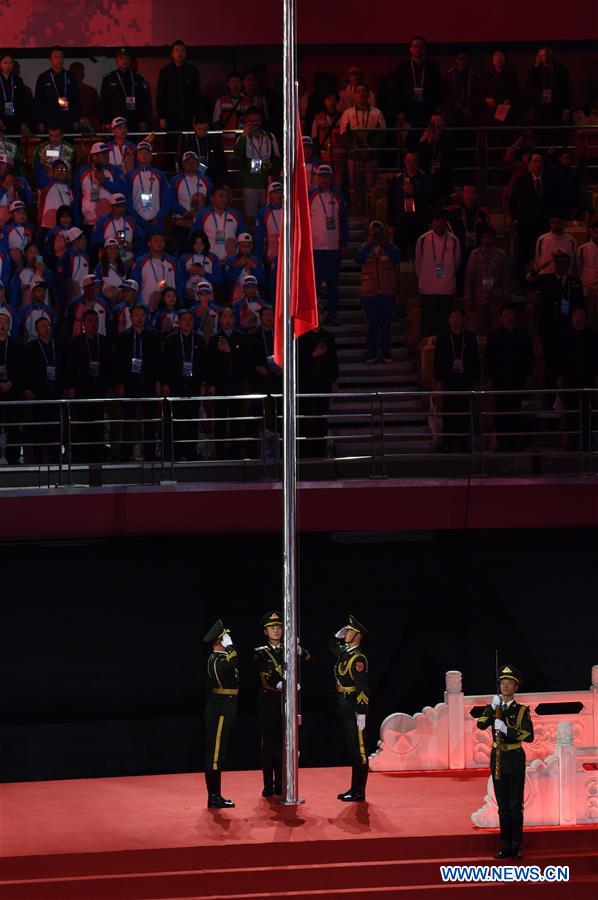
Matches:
[280,0,302,805]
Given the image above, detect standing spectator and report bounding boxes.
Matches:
[412,113,455,205]
[553,148,587,222]
[183,112,228,187]
[302,136,322,189]
[309,165,349,327]
[68,62,100,132]
[529,250,583,388]
[252,66,282,133]
[433,307,480,452]
[241,72,270,125]
[131,230,177,310]
[58,226,90,305]
[448,184,489,294]
[355,221,400,363]
[0,53,29,136]
[255,181,283,300]
[577,220,598,325]
[464,226,511,334]
[387,150,433,257]
[207,306,250,459]
[415,210,461,338]
[12,242,54,309]
[533,215,577,277]
[169,151,212,254]
[232,274,268,333]
[161,308,208,461]
[0,310,22,464]
[33,126,76,187]
[100,48,150,133]
[509,152,556,280]
[106,117,137,177]
[212,72,247,152]
[297,327,339,458]
[480,50,520,127]
[34,46,81,133]
[176,230,223,303]
[95,238,129,304]
[339,84,386,208]
[17,282,56,343]
[395,36,442,130]
[75,142,123,231]
[112,279,148,335]
[125,142,170,230]
[22,314,63,462]
[224,233,265,302]
[92,193,144,263]
[311,92,346,190]
[527,47,572,127]
[151,286,180,339]
[3,200,34,256]
[63,275,110,341]
[157,40,201,133]
[0,281,17,336]
[485,305,534,450]
[65,308,112,462]
[194,186,246,264]
[247,304,281,451]
[444,50,479,128]
[338,66,377,113]
[113,304,161,461]
[557,305,598,449]
[234,107,281,223]
[190,280,220,340]
[37,159,76,231]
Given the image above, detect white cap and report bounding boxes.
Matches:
[9,200,26,212]
[121,278,139,292]
[195,280,212,293]
[242,274,258,286]
[111,116,127,128]
[137,141,152,152]
[182,151,199,162]
[110,192,127,205]
[65,227,84,242]
[317,164,333,176]
[90,142,109,155]
[269,181,283,192]
[82,274,101,287]
[302,135,313,145]
[0,153,10,165]
[237,232,253,243]
[104,237,120,247]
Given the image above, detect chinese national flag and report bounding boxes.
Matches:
[273,128,319,367]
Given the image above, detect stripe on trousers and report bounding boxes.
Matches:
[213,715,224,771]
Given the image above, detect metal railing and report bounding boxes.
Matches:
[1,388,598,488]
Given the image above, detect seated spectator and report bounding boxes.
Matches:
[311,91,346,190]
[169,151,213,254]
[33,127,76,187]
[37,159,76,231]
[224,232,265,302]
[0,163,33,224]
[355,220,400,364]
[309,164,349,327]
[34,46,81,134]
[177,230,223,303]
[91,192,144,263]
[212,72,248,151]
[65,308,112,463]
[232,274,269,333]
[234,107,281,222]
[0,53,28,136]
[509,152,557,281]
[387,150,433,258]
[433,307,480,452]
[22,314,63,463]
[0,309,22,463]
[100,48,150,133]
[17,281,56,343]
[112,279,148,334]
[395,36,442,130]
[13,242,54,308]
[0,281,17,336]
[338,66,377,113]
[444,50,479,127]
[194,186,246,264]
[533,215,577,277]
[415,209,461,338]
[339,83,386,207]
[480,50,520,127]
[126,142,170,230]
[527,46,572,126]
[3,200,34,258]
[0,121,21,170]
[190,280,220,340]
[411,113,455,205]
[161,307,208,461]
[63,274,110,341]
[157,39,201,133]
[131,230,177,310]
[207,306,250,459]
[577,220,598,325]
[464,226,511,334]
[448,184,489,294]
[302,137,322,189]
[255,182,283,300]
[95,237,130,303]
[557,305,598,449]
[297,326,339,458]
[183,112,228,187]
[106,117,137,176]
[152,286,181,339]
[69,61,100,132]
[485,304,534,450]
[76,142,123,230]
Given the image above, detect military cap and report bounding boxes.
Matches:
[203,618,228,643]
[344,614,368,635]
[261,610,283,629]
[497,664,522,686]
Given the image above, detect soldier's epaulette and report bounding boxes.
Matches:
[254,645,268,652]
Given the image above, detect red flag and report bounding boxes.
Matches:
[273,127,319,367]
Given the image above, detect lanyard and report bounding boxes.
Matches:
[411,60,425,89]
[72,254,86,281]
[179,330,193,362]
[111,217,127,238]
[430,232,448,264]
[355,108,371,130]
[270,207,281,233]
[14,225,28,248]
[133,331,143,358]
[117,69,135,97]
[0,75,14,103]
[50,70,67,98]
[195,135,207,159]
[55,184,69,206]
[139,169,155,193]
[450,331,464,362]
[149,257,165,284]
[248,134,267,158]
[211,210,229,231]
[182,175,200,200]
[318,191,335,218]
[37,338,55,366]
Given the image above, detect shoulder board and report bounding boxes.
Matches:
[254,645,268,652]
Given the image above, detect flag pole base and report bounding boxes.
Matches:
[278,797,305,806]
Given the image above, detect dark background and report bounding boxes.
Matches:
[1,529,596,783]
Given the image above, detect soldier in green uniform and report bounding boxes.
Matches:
[203,619,239,809]
[477,664,534,859]
[253,610,310,797]
[330,614,369,802]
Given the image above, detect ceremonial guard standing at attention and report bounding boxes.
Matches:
[477,665,534,859]
[330,614,369,802]
[203,619,239,809]
[253,611,310,798]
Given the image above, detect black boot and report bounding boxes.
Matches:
[495,815,511,859]
[338,765,365,802]
[262,765,274,798]
[510,816,523,859]
[273,761,282,796]
[206,770,235,809]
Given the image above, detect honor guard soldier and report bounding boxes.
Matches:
[253,611,310,798]
[203,619,239,809]
[477,665,534,859]
[330,615,369,802]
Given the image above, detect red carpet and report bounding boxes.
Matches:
[1,768,596,898]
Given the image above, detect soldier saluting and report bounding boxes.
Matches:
[254,610,310,797]
[203,619,239,809]
[330,614,369,802]
[477,664,534,859]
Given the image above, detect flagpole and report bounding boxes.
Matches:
[280,0,302,805]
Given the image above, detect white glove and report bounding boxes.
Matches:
[356,714,366,732]
[494,719,508,735]
[335,628,346,640]
[221,633,233,648]
[297,643,302,655]
[491,694,501,709]
[276,681,282,690]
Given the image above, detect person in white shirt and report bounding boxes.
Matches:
[337,65,377,113]
[37,159,74,229]
[339,84,386,208]
[308,165,349,326]
[415,209,461,337]
[576,219,598,326]
[534,215,577,276]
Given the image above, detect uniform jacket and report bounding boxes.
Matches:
[100,68,151,128]
[205,648,239,719]
[34,68,81,130]
[477,699,534,750]
[329,638,369,714]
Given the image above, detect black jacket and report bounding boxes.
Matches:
[34,68,81,131]
[485,326,534,390]
[114,327,161,396]
[247,327,281,392]
[298,329,339,392]
[509,171,556,228]
[156,62,201,130]
[207,330,249,393]
[100,69,151,130]
[558,326,598,388]
[395,58,442,126]
[0,73,29,132]
[161,329,208,396]
[65,333,113,398]
[0,336,23,398]
[528,62,572,120]
[433,328,480,389]
[23,337,64,399]
[183,132,228,186]
[533,273,583,336]
[387,170,433,227]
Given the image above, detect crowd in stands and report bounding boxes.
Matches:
[0,37,596,462]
